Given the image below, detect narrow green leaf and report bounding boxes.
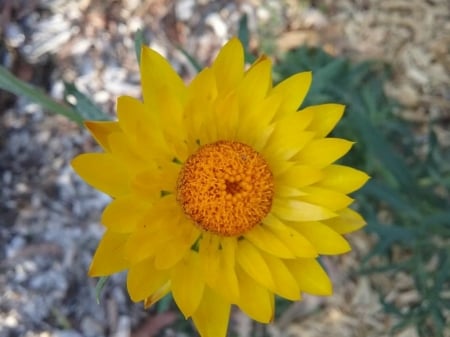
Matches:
[0,65,83,125]
[134,29,145,65]
[176,46,202,73]
[63,82,109,121]
[95,276,109,304]
[238,14,256,64]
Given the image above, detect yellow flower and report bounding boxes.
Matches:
[72,38,369,337]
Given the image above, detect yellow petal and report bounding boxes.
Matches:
[214,91,240,140]
[192,287,231,337]
[71,153,130,197]
[199,233,221,285]
[131,165,178,199]
[126,258,169,302]
[263,130,315,162]
[144,281,171,309]
[236,240,274,289]
[140,45,187,109]
[271,71,312,120]
[101,195,150,232]
[244,224,295,259]
[299,186,354,211]
[185,68,217,145]
[156,86,188,157]
[272,198,337,222]
[262,253,300,300]
[144,282,171,309]
[107,132,147,174]
[124,197,181,263]
[212,37,244,95]
[319,165,370,194]
[276,164,324,188]
[262,215,317,258]
[85,121,121,152]
[236,268,274,323]
[89,231,129,277]
[210,237,240,303]
[285,258,332,296]
[172,251,205,318]
[235,93,281,149]
[323,208,366,234]
[116,95,172,161]
[291,221,351,255]
[295,138,354,168]
[275,185,308,198]
[154,219,200,270]
[304,104,345,138]
[237,56,272,112]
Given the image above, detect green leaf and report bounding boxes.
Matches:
[0,65,84,125]
[63,82,109,121]
[176,46,202,73]
[238,14,256,64]
[134,29,145,65]
[95,276,109,304]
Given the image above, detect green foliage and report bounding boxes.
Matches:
[63,82,109,121]
[274,46,450,337]
[0,65,85,125]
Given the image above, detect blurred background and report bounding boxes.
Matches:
[0,0,449,337]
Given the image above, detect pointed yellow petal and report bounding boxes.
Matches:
[285,259,332,296]
[262,253,300,300]
[89,231,129,277]
[319,165,370,193]
[299,186,354,211]
[107,132,147,174]
[101,195,150,232]
[304,104,345,138]
[212,37,244,95]
[172,251,205,318]
[185,68,217,145]
[153,219,200,269]
[291,221,351,255]
[85,121,121,152]
[124,197,181,263]
[131,165,178,199]
[237,56,272,111]
[323,208,366,234]
[156,86,188,157]
[236,240,274,289]
[71,153,130,197]
[116,95,172,161]
[263,130,315,161]
[192,287,231,337]
[235,93,281,149]
[144,282,171,309]
[210,237,240,303]
[199,233,221,285]
[271,72,312,120]
[272,198,337,222]
[140,45,187,109]
[263,215,317,258]
[244,225,295,259]
[127,258,169,302]
[295,138,354,168]
[214,91,240,140]
[275,185,308,198]
[236,268,274,323]
[276,165,323,188]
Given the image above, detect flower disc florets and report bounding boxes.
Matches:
[176,141,274,236]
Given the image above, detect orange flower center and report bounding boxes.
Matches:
[176,141,274,236]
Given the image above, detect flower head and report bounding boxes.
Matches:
[72,38,369,337]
